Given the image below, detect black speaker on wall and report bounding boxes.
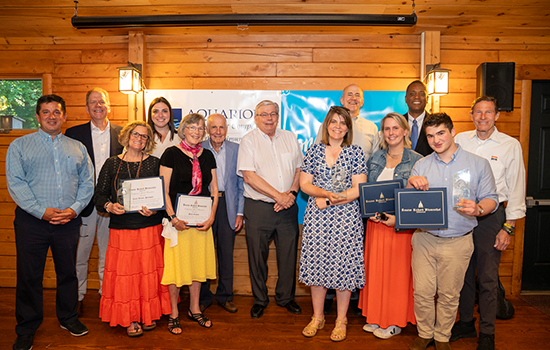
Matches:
[476,62,515,112]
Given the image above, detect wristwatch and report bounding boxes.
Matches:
[169,214,177,221]
[290,190,298,197]
[503,223,515,236]
[477,204,484,216]
[325,198,330,207]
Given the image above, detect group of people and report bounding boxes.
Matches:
[7,81,525,350]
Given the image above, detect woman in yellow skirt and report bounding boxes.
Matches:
[159,113,218,334]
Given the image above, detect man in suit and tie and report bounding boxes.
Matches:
[65,88,123,309]
[404,80,433,156]
[199,113,245,313]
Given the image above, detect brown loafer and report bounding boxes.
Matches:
[435,340,452,350]
[218,301,238,313]
[410,336,434,350]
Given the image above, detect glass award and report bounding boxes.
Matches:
[331,164,347,199]
[453,168,470,208]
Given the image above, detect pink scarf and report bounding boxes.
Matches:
[180,139,202,195]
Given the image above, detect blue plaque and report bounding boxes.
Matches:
[359,180,404,218]
[394,188,448,229]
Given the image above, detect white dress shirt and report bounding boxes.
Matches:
[91,120,111,183]
[407,111,426,141]
[237,128,302,203]
[455,128,526,220]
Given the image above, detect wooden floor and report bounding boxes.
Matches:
[1,288,549,350]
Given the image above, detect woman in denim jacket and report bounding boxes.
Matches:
[358,112,423,340]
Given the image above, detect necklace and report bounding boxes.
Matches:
[114,152,144,196]
[387,151,404,158]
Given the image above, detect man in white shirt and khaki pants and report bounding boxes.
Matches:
[452,95,526,350]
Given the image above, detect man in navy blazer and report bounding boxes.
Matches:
[65,88,123,309]
[404,80,433,156]
[199,113,245,313]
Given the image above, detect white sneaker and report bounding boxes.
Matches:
[362,323,380,332]
[373,325,401,339]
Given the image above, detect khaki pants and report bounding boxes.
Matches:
[411,230,474,342]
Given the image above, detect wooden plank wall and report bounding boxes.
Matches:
[1,31,549,295]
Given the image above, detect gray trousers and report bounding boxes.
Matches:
[458,204,505,335]
[75,207,110,301]
[244,198,299,307]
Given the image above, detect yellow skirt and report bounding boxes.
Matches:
[161,227,216,287]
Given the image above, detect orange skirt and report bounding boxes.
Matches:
[358,220,416,328]
[100,224,171,327]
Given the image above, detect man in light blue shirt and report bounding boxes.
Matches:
[6,94,94,350]
[406,113,498,350]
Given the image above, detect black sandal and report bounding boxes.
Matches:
[167,317,182,335]
[187,309,212,328]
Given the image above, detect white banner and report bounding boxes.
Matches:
[145,90,281,143]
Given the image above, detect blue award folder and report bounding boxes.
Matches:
[394,188,448,229]
[359,180,404,218]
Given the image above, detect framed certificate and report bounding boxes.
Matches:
[175,194,213,227]
[358,180,404,218]
[120,176,166,213]
[394,187,448,229]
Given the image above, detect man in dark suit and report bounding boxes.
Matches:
[65,88,123,309]
[199,113,245,313]
[404,80,433,156]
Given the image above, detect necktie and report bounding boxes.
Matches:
[411,119,418,150]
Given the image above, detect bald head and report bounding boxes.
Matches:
[340,84,364,118]
[207,113,228,150]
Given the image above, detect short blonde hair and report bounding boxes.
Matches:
[379,112,411,150]
[118,121,156,155]
[320,106,353,147]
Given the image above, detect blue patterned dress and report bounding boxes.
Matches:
[299,143,366,291]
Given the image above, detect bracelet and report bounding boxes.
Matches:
[104,202,111,212]
[503,223,515,235]
[477,204,484,216]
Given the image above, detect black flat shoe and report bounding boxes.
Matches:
[250,304,265,319]
[13,335,33,350]
[281,300,302,315]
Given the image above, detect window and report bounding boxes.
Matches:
[0,79,43,129]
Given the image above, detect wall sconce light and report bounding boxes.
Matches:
[0,115,13,133]
[425,64,451,96]
[117,62,142,94]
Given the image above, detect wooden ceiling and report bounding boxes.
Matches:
[1,0,550,40]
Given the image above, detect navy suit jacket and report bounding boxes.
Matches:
[405,111,433,157]
[201,139,245,230]
[65,121,124,217]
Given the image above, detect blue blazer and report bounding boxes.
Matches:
[65,121,124,217]
[202,139,245,230]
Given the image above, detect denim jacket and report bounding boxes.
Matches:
[366,147,423,183]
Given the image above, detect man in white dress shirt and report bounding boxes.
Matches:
[237,100,303,319]
[452,96,526,350]
[316,84,380,161]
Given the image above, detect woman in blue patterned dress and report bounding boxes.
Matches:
[299,106,367,342]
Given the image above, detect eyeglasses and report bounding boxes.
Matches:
[258,112,279,118]
[130,131,149,140]
[187,126,205,132]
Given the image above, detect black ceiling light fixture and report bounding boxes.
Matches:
[70,1,417,29]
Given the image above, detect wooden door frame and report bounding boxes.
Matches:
[514,65,550,295]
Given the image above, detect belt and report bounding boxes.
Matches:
[426,230,472,238]
[218,191,225,197]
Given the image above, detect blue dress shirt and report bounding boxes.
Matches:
[6,128,95,220]
[411,145,498,237]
